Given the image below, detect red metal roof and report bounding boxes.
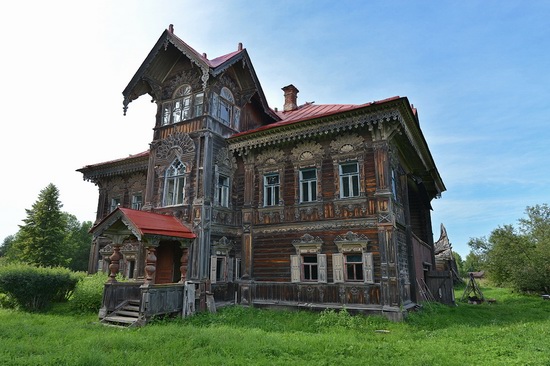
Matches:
[118,208,196,239]
[231,96,402,139]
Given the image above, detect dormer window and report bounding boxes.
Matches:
[164,159,187,206]
[162,84,204,126]
[211,87,241,129]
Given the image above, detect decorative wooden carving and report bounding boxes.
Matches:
[163,70,202,98]
[108,245,121,283]
[155,131,196,163]
[144,247,157,285]
[291,141,324,162]
[334,231,369,253]
[292,233,323,254]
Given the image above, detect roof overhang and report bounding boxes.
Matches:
[90,207,196,243]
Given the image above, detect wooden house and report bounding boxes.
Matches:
[78,25,449,325]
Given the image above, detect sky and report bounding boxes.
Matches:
[1,1,549,258]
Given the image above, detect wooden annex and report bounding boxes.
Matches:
[78,25,450,326]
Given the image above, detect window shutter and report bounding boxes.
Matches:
[290,255,301,283]
[210,256,217,284]
[317,254,327,283]
[332,253,344,283]
[363,252,374,284]
[227,257,234,282]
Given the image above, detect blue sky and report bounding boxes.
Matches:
[1,1,549,258]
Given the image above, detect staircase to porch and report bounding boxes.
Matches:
[101,300,142,328]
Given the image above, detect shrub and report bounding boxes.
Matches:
[0,264,81,311]
[69,272,111,314]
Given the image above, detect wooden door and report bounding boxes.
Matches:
[155,242,182,284]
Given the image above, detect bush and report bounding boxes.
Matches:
[69,272,111,314]
[0,264,82,311]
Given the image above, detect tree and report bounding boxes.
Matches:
[17,184,68,267]
[63,213,93,272]
[0,235,16,257]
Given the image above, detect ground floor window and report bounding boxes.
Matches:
[333,252,373,283]
[210,255,235,283]
[290,254,327,283]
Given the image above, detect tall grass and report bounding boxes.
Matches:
[0,286,549,365]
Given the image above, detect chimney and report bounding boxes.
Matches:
[282,84,299,112]
[168,24,174,33]
[238,42,243,51]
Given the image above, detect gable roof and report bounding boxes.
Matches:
[90,207,196,241]
[122,25,279,121]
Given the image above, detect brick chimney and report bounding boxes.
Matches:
[282,84,299,112]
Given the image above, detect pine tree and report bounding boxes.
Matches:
[18,184,68,267]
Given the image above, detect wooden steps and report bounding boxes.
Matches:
[101,300,141,328]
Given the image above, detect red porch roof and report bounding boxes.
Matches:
[91,208,196,240]
[118,208,196,239]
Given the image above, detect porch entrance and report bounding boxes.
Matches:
[155,241,183,284]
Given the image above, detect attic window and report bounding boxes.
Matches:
[162,84,204,126]
[211,87,241,129]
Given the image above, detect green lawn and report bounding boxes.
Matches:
[1,286,549,365]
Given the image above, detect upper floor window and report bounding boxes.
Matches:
[162,84,204,126]
[131,193,142,210]
[299,168,317,203]
[216,175,230,207]
[110,197,121,212]
[164,159,186,206]
[264,173,280,206]
[339,162,359,198]
[210,87,241,129]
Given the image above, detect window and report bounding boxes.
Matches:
[299,168,317,203]
[216,175,230,207]
[193,92,204,117]
[210,255,235,283]
[131,193,142,210]
[264,174,280,206]
[210,87,241,129]
[110,198,121,212]
[302,255,318,281]
[164,159,186,206]
[162,84,204,125]
[332,252,373,284]
[345,254,364,281]
[339,162,359,198]
[290,253,327,283]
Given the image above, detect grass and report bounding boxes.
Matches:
[1,286,550,365]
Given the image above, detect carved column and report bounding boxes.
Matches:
[143,247,157,286]
[106,234,127,283]
[143,237,160,286]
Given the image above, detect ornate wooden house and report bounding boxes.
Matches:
[78,25,448,325]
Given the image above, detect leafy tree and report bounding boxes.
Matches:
[464,236,489,273]
[452,251,466,278]
[64,214,93,272]
[486,225,532,287]
[16,184,68,267]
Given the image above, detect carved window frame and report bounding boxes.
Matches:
[162,84,204,126]
[332,231,374,284]
[210,87,241,130]
[290,234,327,283]
[291,142,324,205]
[210,237,235,284]
[162,158,189,207]
[330,134,366,200]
